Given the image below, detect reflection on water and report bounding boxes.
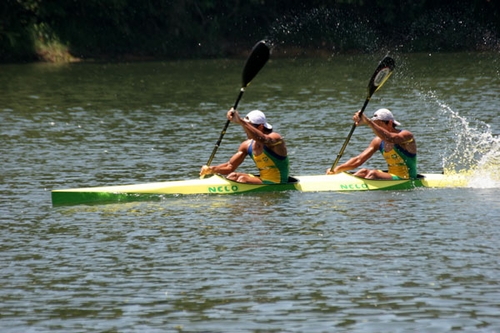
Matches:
[1,53,500,332]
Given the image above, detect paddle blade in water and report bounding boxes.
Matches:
[368,56,395,96]
[242,41,270,87]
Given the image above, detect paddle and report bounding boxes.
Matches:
[330,56,395,172]
[204,40,270,168]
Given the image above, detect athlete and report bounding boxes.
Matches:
[328,108,417,179]
[200,108,289,184]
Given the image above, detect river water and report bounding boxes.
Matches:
[1,52,500,332]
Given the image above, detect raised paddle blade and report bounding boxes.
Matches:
[330,56,396,171]
[232,40,270,111]
[242,40,270,88]
[203,40,271,171]
[368,56,395,98]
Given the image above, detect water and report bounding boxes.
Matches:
[1,52,500,332]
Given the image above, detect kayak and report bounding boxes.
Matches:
[51,172,470,206]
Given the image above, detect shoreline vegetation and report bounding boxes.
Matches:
[2,1,499,64]
[32,42,499,65]
[33,44,386,64]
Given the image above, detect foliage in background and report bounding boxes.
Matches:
[1,0,499,63]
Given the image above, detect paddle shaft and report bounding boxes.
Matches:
[331,97,370,170]
[205,89,244,167]
[330,56,395,172]
[205,41,270,167]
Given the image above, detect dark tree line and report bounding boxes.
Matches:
[1,0,499,63]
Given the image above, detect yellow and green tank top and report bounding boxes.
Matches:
[248,140,290,184]
[379,140,417,179]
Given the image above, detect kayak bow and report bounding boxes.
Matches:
[51,172,469,206]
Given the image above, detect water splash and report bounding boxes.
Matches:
[266,8,379,55]
[432,93,500,187]
[265,7,500,55]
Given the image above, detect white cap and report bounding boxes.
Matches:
[371,108,401,126]
[244,110,272,130]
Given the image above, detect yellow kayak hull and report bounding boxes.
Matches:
[51,172,470,206]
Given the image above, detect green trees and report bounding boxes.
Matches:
[1,0,498,63]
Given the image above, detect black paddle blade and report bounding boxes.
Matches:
[368,56,395,96]
[242,40,270,88]
[204,40,270,169]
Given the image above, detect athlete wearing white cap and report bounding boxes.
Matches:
[201,108,289,184]
[328,108,417,180]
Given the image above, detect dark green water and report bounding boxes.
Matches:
[1,52,500,332]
